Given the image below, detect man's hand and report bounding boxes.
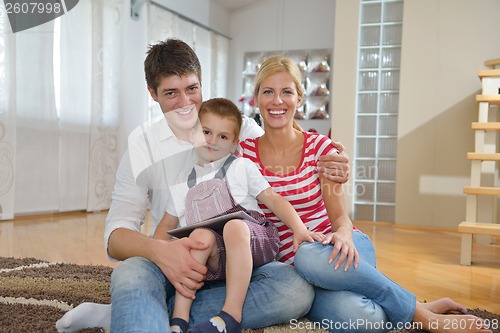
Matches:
[150,238,209,299]
[318,141,350,183]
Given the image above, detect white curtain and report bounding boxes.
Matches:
[85,0,123,211]
[0,14,16,219]
[15,23,60,215]
[0,0,123,219]
[211,34,229,99]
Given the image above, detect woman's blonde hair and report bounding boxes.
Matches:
[253,55,304,131]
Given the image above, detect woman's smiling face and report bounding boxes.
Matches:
[256,71,302,129]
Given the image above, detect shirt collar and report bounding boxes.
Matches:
[194,153,232,175]
[149,112,193,145]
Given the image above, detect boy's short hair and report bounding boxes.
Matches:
[199,98,243,138]
[144,38,202,93]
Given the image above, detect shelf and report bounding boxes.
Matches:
[359,45,402,50]
[463,186,500,196]
[353,201,396,206]
[471,122,500,130]
[476,95,500,104]
[360,22,403,27]
[356,156,397,161]
[459,221,500,265]
[358,90,400,94]
[485,58,500,68]
[477,69,500,78]
[484,58,500,68]
[467,152,500,161]
[357,112,399,116]
[458,222,500,237]
[459,220,500,265]
[356,135,397,139]
[358,67,401,72]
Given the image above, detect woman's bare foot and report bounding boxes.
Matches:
[419,298,467,315]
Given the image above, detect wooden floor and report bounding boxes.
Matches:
[1,211,499,314]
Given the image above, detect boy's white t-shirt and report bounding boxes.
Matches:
[166,154,270,228]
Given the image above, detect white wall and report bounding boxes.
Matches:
[330,0,360,216]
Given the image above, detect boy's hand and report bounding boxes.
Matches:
[292,231,326,252]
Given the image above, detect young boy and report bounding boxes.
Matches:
[155,97,325,333]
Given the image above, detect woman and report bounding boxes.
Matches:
[239,55,491,333]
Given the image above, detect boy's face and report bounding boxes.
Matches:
[194,112,239,165]
[148,74,202,134]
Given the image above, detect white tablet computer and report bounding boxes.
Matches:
[167,211,260,239]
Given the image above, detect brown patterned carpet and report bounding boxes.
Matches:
[0,257,498,333]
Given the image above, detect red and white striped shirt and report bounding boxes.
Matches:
[241,132,337,264]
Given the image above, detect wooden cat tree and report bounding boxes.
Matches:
[459,58,500,265]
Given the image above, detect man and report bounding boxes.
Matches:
[106,39,350,332]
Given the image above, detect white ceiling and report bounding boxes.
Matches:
[211,0,260,11]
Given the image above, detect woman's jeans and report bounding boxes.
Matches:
[109,258,313,332]
[295,231,417,333]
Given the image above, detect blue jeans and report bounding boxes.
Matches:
[109,257,314,333]
[295,231,417,333]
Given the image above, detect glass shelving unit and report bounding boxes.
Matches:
[353,0,404,222]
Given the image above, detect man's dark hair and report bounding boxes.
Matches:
[144,38,202,93]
